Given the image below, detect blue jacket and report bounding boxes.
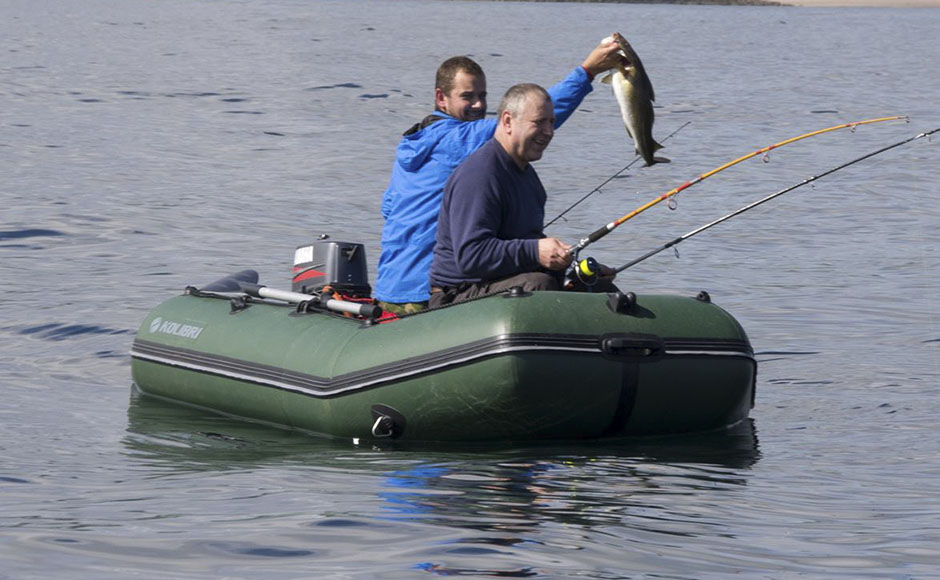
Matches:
[374,66,594,303]
[429,139,546,288]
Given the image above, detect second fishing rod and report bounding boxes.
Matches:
[615,125,938,273]
[561,116,909,283]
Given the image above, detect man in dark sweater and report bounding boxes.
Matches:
[429,83,616,308]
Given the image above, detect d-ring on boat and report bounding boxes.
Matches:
[130,240,756,443]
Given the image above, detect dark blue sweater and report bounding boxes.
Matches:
[429,139,546,287]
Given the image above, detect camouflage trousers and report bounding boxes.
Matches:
[377,300,428,315]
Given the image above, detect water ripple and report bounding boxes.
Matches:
[0,228,65,240]
[305,82,363,91]
[18,323,131,341]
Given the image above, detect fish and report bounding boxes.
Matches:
[601,33,668,166]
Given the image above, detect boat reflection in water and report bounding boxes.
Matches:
[125,390,759,577]
[124,387,759,468]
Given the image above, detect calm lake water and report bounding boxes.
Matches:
[2,0,939,577]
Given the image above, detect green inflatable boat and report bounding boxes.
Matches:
[130,242,756,443]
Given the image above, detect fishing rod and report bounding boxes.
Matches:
[544,121,691,228]
[567,116,909,257]
[616,126,938,273]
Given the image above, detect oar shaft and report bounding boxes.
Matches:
[240,283,382,318]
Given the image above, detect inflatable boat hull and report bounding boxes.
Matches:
[130,284,756,442]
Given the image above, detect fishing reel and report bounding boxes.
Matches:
[563,254,601,291]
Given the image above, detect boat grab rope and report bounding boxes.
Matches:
[568,116,909,257]
[616,126,939,272]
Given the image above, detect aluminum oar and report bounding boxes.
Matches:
[239,282,382,318]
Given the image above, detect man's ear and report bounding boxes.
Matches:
[434,87,446,112]
[499,110,513,133]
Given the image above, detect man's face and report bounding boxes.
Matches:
[437,70,487,121]
[508,93,555,166]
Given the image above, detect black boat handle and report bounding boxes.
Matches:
[599,334,664,360]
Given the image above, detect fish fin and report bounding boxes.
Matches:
[639,157,670,167]
[600,73,613,85]
[653,141,664,151]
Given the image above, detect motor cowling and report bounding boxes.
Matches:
[292,240,371,297]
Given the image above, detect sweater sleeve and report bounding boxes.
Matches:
[547,66,593,129]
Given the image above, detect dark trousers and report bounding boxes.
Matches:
[429,271,618,308]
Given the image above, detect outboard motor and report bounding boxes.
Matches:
[292,238,372,297]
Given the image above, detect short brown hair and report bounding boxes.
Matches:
[435,56,485,95]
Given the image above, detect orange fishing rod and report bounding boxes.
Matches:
[616,126,938,273]
[568,116,909,255]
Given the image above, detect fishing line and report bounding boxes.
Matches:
[568,116,909,257]
[615,126,939,272]
[543,121,691,228]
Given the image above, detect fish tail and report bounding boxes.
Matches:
[650,140,670,163]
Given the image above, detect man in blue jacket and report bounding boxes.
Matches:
[428,83,617,308]
[375,39,623,314]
